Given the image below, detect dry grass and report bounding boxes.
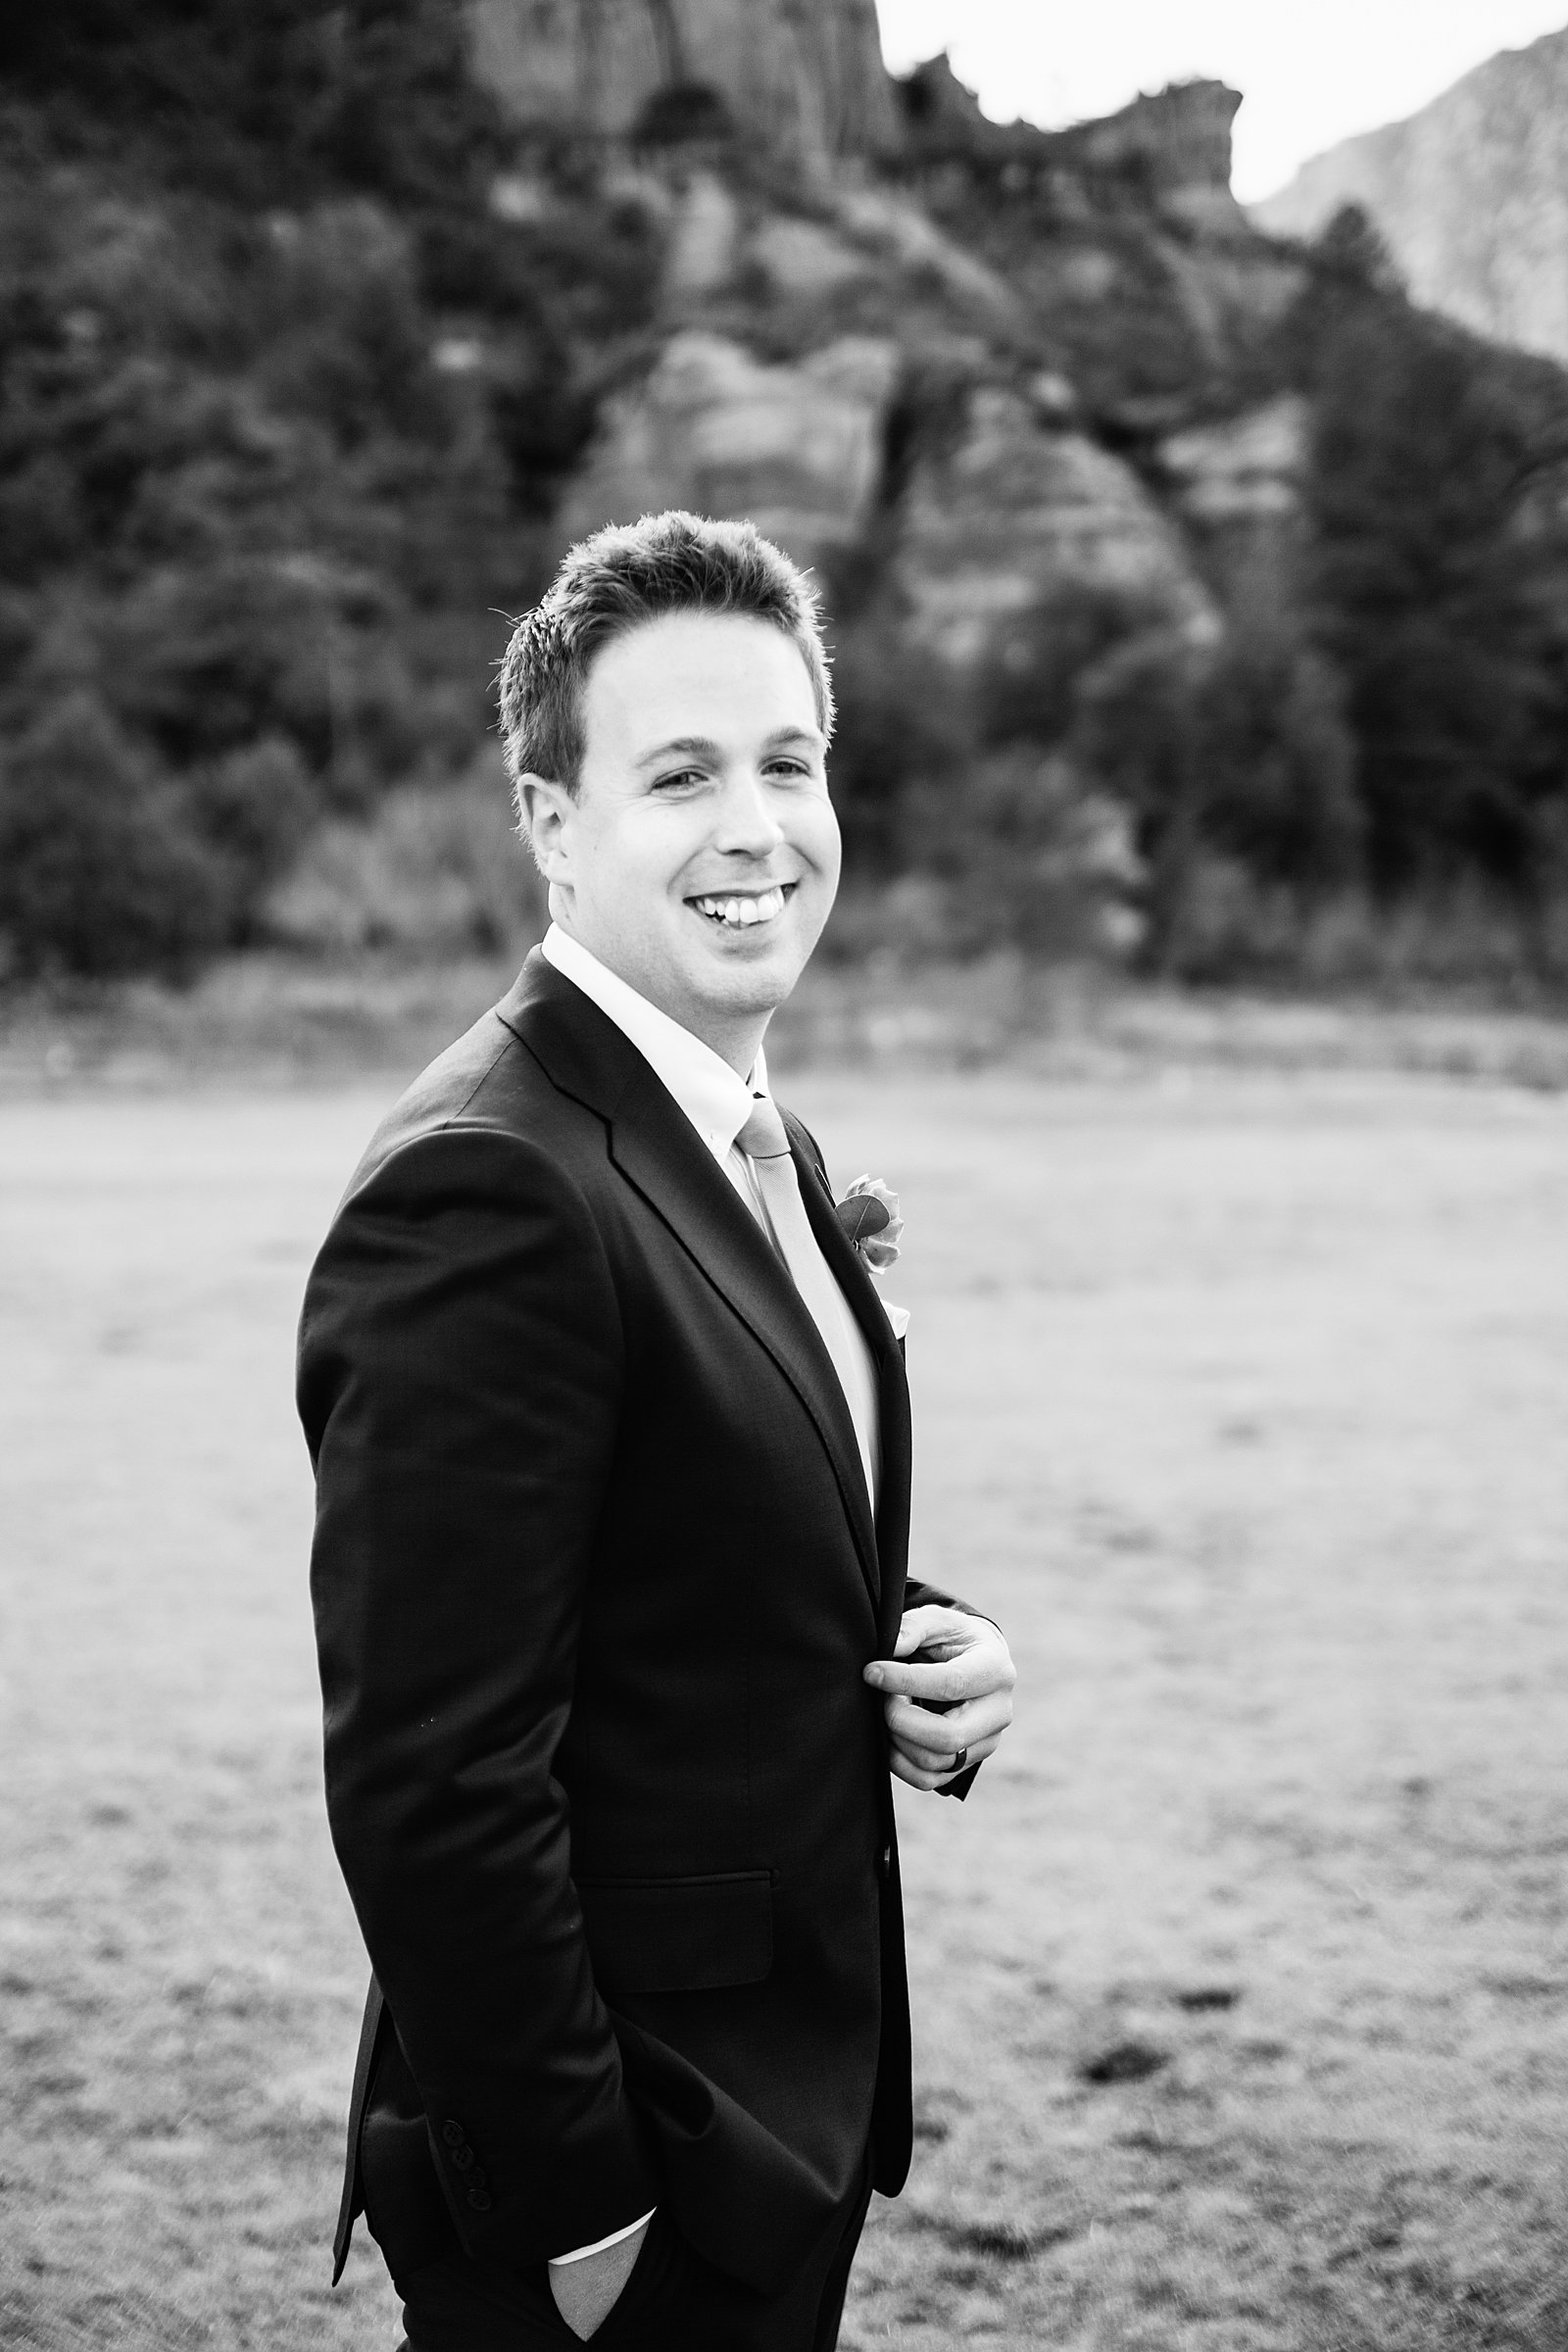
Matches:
[6,950,1568,1098]
[3,1056,1567,2349]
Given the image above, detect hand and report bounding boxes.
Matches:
[863,1605,1016,1792]
[548,2219,650,2340]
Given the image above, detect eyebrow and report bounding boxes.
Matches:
[634,726,826,769]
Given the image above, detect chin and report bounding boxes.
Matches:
[696,963,796,1020]
[710,931,810,996]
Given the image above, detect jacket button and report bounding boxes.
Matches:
[442,2121,465,2147]
[467,2188,493,2211]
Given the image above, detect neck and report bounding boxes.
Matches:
[688,1009,772,1079]
[550,916,772,1077]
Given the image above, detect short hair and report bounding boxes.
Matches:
[497,511,834,808]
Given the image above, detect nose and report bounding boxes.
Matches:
[711,766,786,860]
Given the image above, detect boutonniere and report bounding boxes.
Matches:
[834,1174,903,1271]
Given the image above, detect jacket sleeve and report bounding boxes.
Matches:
[298,1122,659,2269]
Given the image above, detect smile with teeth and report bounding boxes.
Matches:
[691,884,793,929]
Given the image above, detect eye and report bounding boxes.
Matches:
[763,757,813,780]
[650,766,707,792]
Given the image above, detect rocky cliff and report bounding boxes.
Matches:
[521,33,1300,683]
[1252,26,1568,365]
[467,0,899,172]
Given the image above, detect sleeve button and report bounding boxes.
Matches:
[442,2121,465,2147]
[451,2145,473,2170]
[467,2188,493,2211]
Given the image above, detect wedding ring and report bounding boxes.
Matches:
[951,1746,968,1773]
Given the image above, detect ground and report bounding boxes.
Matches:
[3,1047,1567,2349]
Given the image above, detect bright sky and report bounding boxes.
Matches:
[876,2,1568,202]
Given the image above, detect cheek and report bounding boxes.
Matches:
[800,799,842,885]
[580,824,676,917]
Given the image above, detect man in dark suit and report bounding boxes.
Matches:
[299,510,1016,2348]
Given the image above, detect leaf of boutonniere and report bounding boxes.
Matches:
[836,1193,892,1248]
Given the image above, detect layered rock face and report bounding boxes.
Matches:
[467,0,900,172]
[1252,26,1568,364]
[484,15,1299,695]
[556,330,901,575]
[556,342,1218,668]
[1051,80,1247,234]
[897,390,1217,665]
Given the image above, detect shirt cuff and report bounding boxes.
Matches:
[548,2210,656,2267]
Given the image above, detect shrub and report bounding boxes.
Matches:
[826,611,975,873]
[263,762,545,958]
[971,585,1152,755]
[0,692,232,977]
[185,735,317,929]
[1069,617,1363,972]
[258,202,454,453]
[906,748,1145,958]
[92,556,439,800]
[1190,612,1363,896]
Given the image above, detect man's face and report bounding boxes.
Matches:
[526,611,841,1061]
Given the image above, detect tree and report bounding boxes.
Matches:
[1298,214,1568,897]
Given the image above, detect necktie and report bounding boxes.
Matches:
[737,1096,880,1510]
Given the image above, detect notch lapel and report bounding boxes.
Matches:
[608,1069,882,1609]
[498,957,881,1609]
[786,1118,912,1654]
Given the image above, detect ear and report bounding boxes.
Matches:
[516,772,575,880]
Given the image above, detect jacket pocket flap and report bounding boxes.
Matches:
[576,1871,773,1994]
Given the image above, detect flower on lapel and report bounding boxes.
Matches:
[835,1174,903,1272]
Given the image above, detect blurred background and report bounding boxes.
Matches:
[4,9,1568,2351]
[6,0,1568,1036]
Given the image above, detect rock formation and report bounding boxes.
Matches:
[466,0,900,173]
[1154,396,1308,603]
[470,14,1375,698]
[555,330,902,576]
[1252,25,1568,365]
[896,56,1247,233]
[1157,397,1307,529]
[896,389,1217,666]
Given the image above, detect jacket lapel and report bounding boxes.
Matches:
[497,956,882,1609]
[786,1117,912,1654]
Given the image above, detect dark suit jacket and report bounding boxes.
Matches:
[298,952,977,2299]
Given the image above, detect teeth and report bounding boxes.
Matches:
[694,887,787,927]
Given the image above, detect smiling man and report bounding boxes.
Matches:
[298,511,1015,2350]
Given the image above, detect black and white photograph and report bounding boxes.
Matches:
[3,4,1568,2347]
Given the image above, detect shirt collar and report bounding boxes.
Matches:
[541,923,767,1155]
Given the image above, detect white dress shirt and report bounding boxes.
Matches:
[538,922,891,2267]
[543,923,775,1220]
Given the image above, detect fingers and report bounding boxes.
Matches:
[891,1604,968,1660]
[865,1632,1016,1708]
[883,1689,1012,1761]
[889,1733,1001,1792]
[868,1655,972,1704]
[869,1610,1017,1793]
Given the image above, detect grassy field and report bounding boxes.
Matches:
[3,1054,1567,2349]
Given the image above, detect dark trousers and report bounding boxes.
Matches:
[394,2155,874,2352]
